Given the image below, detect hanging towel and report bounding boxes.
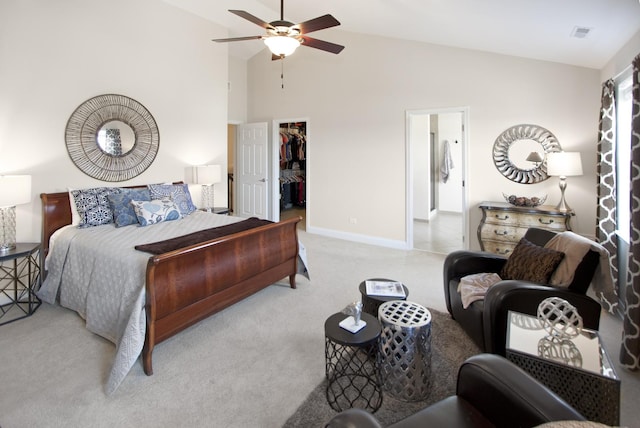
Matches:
[441,140,455,183]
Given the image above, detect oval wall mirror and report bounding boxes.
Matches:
[493,124,562,184]
[65,94,159,182]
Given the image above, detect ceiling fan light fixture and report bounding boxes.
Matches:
[264,36,300,56]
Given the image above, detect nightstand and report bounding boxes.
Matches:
[212,207,229,215]
[0,243,42,326]
[200,207,230,215]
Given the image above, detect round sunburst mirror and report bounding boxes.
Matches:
[65,94,159,182]
[492,124,562,184]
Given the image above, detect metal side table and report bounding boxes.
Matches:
[324,312,383,412]
[0,243,42,326]
[378,300,432,401]
[358,278,409,317]
[505,311,620,425]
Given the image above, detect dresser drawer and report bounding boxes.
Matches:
[482,209,518,226]
[515,213,568,230]
[479,225,525,243]
[482,240,516,257]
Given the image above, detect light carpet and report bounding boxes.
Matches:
[283,307,481,427]
[0,230,460,428]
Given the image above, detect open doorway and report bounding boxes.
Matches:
[272,118,309,230]
[407,108,468,253]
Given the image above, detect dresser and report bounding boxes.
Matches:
[478,201,573,256]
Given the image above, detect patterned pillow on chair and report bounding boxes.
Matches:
[500,237,565,284]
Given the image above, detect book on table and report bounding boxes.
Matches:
[365,280,406,297]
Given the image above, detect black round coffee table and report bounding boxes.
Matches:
[324,312,383,412]
[359,278,409,317]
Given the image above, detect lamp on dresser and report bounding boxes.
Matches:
[194,165,222,213]
[546,152,583,212]
[0,175,32,252]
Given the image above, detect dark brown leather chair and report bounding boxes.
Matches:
[325,353,586,428]
[443,227,602,355]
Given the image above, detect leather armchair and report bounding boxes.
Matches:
[443,227,602,355]
[325,353,586,428]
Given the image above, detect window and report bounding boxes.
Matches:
[615,73,633,242]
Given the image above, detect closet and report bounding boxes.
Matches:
[278,122,306,213]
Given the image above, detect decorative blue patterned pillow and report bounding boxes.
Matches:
[107,188,151,227]
[148,183,197,216]
[130,198,182,227]
[71,187,122,228]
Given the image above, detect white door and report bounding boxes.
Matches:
[236,122,269,219]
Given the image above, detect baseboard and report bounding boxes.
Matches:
[306,226,410,250]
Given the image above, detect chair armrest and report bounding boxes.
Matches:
[483,281,602,355]
[457,354,586,426]
[443,250,507,314]
[324,408,383,428]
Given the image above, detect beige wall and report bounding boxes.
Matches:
[601,29,640,82]
[4,1,636,249]
[228,56,247,124]
[0,0,229,243]
[247,31,602,249]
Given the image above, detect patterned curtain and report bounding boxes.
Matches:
[621,54,640,369]
[596,79,618,299]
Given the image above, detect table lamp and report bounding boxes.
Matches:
[0,175,32,252]
[546,152,583,212]
[194,165,221,212]
[526,151,544,166]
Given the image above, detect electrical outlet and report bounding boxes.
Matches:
[349,217,357,224]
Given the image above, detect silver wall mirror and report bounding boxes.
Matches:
[97,120,136,156]
[65,94,159,182]
[493,124,562,184]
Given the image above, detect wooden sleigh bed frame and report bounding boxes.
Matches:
[40,189,301,376]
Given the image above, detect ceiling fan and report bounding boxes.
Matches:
[212,0,345,59]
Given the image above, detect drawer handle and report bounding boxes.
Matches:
[496,248,511,255]
[494,214,509,221]
[538,218,555,225]
[494,230,509,236]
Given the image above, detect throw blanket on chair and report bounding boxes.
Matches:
[544,231,618,313]
[458,272,502,309]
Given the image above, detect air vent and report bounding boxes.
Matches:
[571,26,592,39]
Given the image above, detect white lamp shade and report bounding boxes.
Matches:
[195,165,222,185]
[264,36,300,56]
[0,175,32,207]
[546,152,583,177]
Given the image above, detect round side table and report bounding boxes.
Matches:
[358,278,409,317]
[378,300,432,401]
[324,312,383,413]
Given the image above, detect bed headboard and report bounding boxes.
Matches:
[40,191,72,256]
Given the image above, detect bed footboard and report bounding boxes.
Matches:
[142,216,301,375]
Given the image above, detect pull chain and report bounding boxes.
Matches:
[280,55,285,89]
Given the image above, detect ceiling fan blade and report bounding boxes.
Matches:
[296,14,341,34]
[229,10,273,29]
[300,36,345,54]
[212,35,263,43]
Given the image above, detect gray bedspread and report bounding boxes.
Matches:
[38,212,307,394]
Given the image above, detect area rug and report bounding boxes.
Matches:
[283,308,481,427]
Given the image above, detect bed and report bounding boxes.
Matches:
[38,186,303,394]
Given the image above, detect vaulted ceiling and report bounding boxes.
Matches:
[163,0,640,69]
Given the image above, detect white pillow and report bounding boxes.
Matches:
[68,188,81,226]
[130,198,182,227]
